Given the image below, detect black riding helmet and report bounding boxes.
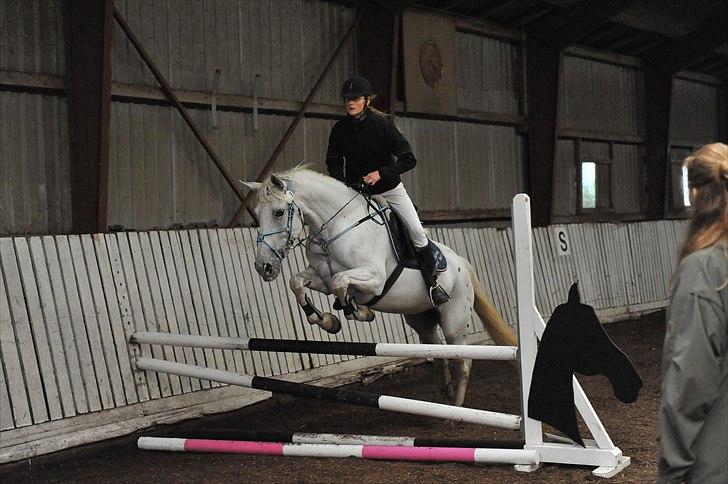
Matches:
[340,76,372,101]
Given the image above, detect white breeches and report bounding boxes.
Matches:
[379,183,428,248]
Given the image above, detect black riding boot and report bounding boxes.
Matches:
[415,240,450,306]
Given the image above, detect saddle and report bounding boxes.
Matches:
[336,195,446,308]
[370,195,446,272]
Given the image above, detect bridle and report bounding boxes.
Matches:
[255,183,388,262]
[255,189,305,260]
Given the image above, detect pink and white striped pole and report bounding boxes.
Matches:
[138,437,540,465]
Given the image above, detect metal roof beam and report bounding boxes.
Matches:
[526,0,638,50]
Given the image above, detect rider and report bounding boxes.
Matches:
[325,76,450,305]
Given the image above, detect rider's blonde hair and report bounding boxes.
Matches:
[679,142,728,261]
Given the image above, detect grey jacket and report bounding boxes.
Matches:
[658,241,728,484]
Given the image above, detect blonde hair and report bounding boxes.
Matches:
[364,94,390,117]
[679,142,728,261]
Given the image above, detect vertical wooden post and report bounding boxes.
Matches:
[356,7,396,111]
[643,65,672,220]
[63,0,114,233]
[524,37,560,227]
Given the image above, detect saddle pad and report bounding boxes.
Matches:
[433,244,447,272]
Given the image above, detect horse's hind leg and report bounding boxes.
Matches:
[437,276,474,406]
[404,310,455,402]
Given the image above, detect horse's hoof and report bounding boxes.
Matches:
[322,313,342,334]
[357,308,375,322]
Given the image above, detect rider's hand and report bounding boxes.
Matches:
[363,171,381,186]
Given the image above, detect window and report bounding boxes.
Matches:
[579,159,612,212]
[682,165,690,207]
[581,161,596,209]
[669,146,693,212]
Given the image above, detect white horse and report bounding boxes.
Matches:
[242,166,516,405]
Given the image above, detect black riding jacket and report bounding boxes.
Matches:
[326,108,417,194]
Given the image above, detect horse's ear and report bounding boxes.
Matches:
[567,283,580,304]
[239,180,263,192]
[270,173,286,192]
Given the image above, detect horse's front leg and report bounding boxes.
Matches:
[331,267,382,322]
[289,266,341,334]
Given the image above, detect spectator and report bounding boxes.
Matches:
[658,142,728,483]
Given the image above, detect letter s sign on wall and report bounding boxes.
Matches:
[553,226,571,256]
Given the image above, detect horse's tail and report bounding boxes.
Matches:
[466,262,518,347]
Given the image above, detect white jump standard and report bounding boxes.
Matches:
[133,194,631,478]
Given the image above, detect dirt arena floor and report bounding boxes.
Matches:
[2,311,666,483]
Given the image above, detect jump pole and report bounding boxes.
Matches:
[150,428,570,448]
[137,437,539,465]
[134,357,521,430]
[133,194,631,478]
[129,332,518,361]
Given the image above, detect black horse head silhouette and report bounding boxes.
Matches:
[528,283,643,446]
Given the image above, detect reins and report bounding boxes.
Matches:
[255,183,389,261]
[307,188,388,252]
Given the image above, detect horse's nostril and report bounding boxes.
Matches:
[264,263,273,274]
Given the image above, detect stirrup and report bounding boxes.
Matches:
[429,284,450,306]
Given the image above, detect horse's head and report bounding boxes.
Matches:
[241,173,305,282]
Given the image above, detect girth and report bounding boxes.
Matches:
[362,263,406,307]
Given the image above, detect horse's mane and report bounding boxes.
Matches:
[275,163,349,192]
[254,163,349,204]
[275,163,337,185]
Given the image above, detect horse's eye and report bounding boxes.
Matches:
[273,209,285,218]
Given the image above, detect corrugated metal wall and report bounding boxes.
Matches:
[457,32,520,114]
[106,0,356,229]
[1,216,687,461]
[108,103,334,229]
[558,54,643,137]
[667,77,722,213]
[553,138,643,218]
[108,107,525,230]
[0,91,71,234]
[0,0,65,76]
[398,117,524,213]
[113,0,354,105]
[2,1,722,233]
[553,54,645,219]
[1,0,69,235]
[670,77,721,144]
